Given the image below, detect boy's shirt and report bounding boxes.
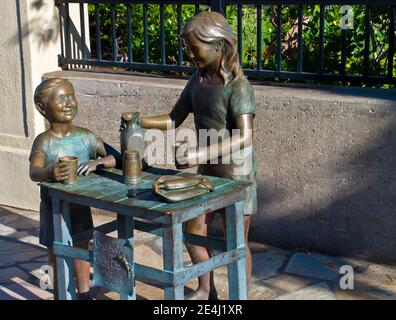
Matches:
[29,126,98,247]
[29,126,98,167]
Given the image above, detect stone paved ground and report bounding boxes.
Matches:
[1,205,396,300]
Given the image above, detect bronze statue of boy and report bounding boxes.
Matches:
[29,78,116,299]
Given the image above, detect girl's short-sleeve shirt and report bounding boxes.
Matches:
[178,71,256,132]
[176,71,257,183]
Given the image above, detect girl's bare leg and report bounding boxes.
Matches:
[185,214,212,300]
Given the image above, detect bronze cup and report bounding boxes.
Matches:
[58,156,78,185]
[123,150,142,185]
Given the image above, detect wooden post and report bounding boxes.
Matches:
[117,214,135,300]
[225,200,247,300]
[52,198,76,300]
[162,222,184,300]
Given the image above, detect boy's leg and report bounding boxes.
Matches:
[69,204,93,299]
[48,247,58,300]
[185,213,212,300]
[73,240,91,299]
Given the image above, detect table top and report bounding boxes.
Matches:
[40,167,251,223]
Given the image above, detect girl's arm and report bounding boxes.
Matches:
[140,99,190,130]
[176,113,253,168]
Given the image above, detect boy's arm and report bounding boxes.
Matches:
[77,139,116,176]
[96,139,117,168]
[30,152,70,182]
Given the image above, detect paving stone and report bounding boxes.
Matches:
[263,274,314,293]
[136,281,164,300]
[6,231,41,246]
[0,214,39,230]
[0,224,17,236]
[285,252,344,281]
[0,278,53,300]
[249,242,274,254]
[0,267,29,284]
[0,239,46,267]
[251,248,289,281]
[19,262,51,284]
[248,281,276,300]
[275,282,337,300]
[354,263,396,294]
[335,287,385,300]
[0,207,39,223]
[135,244,163,269]
[0,214,18,225]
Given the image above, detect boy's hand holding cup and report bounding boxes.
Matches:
[54,156,78,184]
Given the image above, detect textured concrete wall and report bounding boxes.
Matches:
[44,70,396,263]
[0,1,89,210]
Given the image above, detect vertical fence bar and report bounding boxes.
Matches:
[58,2,65,59]
[177,4,183,66]
[127,4,132,62]
[110,3,117,61]
[195,4,200,15]
[364,5,371,78]
[144,4,149,63]
[95,3,102,60]
[257,5,262,71]
[237,4,242,64]
[277,5,282,73]
[319,5,324,74]
[211,0,225,16]
[388,6,395,79]
[160,3,165,65]
[79,3,87,62]
[341,27,347,79]
[65,2,71,61]
[297,5,303,73]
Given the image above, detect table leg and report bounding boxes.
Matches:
[117,214,135,300]
[52,198,76,300]
[162,223,184,300]
[225,201,247,300]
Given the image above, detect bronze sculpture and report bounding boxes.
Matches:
[29,78,116,299]
[120,111,147,170]
[139,11,257,300]
[152,175,214,203]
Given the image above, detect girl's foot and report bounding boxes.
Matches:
[185,289,210,300]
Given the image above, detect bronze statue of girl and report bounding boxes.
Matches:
[140,11,257,300]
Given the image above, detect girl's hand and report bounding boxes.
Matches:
[78,160,101,176]
[51,162,71,182]
[175,144,200,169]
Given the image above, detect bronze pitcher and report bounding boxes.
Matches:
[120,112,147,170]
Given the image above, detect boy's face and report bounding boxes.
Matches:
[183,33,221,69]
[44,82,78,123]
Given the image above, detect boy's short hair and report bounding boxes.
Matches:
[34,78,73,106]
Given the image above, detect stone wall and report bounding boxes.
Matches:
[43,70,396,263]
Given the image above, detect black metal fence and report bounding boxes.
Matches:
[55,0,396,85]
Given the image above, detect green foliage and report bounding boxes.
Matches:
[88,4,395,86]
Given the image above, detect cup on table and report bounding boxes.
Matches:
[123,149,142,185]
[58,156,78,184]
